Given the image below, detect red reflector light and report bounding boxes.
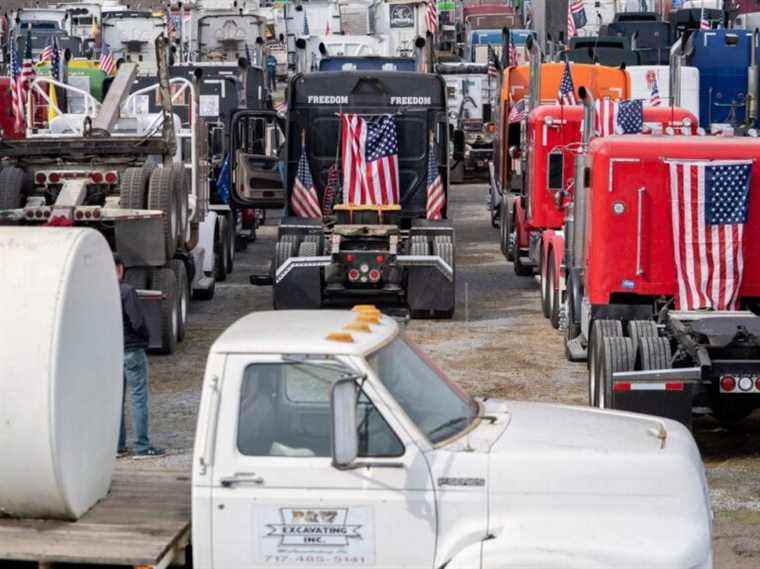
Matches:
[35,173,47,185]
[105,171,118,184]
[90,171,104,183]
[84,210,92,219]
[43,210,51,218]
[34,209,43,219]
[25,209,34,219]
[720,375,736,392]
[375,255,385,264]
[93,208,101,219]
[75,210,84,220]
[49,172,61,183]
[369,269,381,282]
[612,382,631,392]
[346,254,354,263]
[348,269,360,281]
[665,382,684,392]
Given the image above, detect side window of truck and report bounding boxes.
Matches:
[237,364,403,458]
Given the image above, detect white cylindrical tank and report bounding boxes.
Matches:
[0,227,123,520]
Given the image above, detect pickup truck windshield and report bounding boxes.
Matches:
[368,338,478,444]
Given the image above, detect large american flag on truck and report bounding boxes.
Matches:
[340,114,400,206]
[667,160,753,311]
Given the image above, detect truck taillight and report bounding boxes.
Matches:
[93,208,101,219]
[75,210,84,220]
[49,172,61,183]
[720,375,736,392]
[90,172,104,183]
[369,269,381,282]
[738,377,753,392]
[348,269,360,282]
[612,382,631,392]
[375,255,385,264]
[35,173,47,185]
[345,254,354,263]
[665,382,684,391]
[105,171,118,185]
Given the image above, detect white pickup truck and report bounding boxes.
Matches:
[192,308,713,569]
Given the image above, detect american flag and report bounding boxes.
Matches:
[567,0,586,39]
[647,70,661,106]
[594,98,643,136]
[166,10,177,38]
[488,60,499,78]
[700,8,711,30]
[10,37,25,131]
[426,142,444,220]
[668,160,753,311]
[20,29,36,124]
[303,12,310,36]
[274,100,287,114]
[41,44,54,63]
[322,162,340,216]
[292,144,322,219]
[426,1,438,35]
[100,43,117,76]
[508,98,529,123]
[509,40,518,67]
[558,59,577,105]
[341,114,400,205]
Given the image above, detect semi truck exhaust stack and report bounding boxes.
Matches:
[748,29,759,125]
[527,36,542,111]
[415,36,427,73]
[570,86,595,275]
[295,38,307,74]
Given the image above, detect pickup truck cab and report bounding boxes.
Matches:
[192,308,713,569]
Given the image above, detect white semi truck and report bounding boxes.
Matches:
[0,305,713,567]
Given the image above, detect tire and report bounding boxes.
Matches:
[170,259,189,342]
[588,319,624,404]
[500,198,513,260]
[600,337,635,409]
[170,164,189,249]
[548,251,560,329]
[0,167,28,209]
[119,167,151,210]
[151,267,178,354]
[637,336,671,370]
[124,267,150,290]
[225,214,235,274]
[628,320,658,358]
[214,217,228,282]
[540,250,551,319]
[148,168,179,260]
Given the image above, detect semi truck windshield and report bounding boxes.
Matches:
[368,338,478,444]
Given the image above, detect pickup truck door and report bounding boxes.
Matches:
[210,355,437,569]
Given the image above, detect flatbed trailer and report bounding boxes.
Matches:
[0,466,191,569]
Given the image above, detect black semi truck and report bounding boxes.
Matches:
[245,71,456,317]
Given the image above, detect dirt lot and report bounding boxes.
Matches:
[131,184,760,567]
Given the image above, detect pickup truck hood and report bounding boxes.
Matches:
[483,401,712,569]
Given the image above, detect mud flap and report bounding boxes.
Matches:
[610,369,699,428]
[407,266,454,314]
[273,265,322,310]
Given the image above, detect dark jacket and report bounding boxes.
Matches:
[120,282,150,351]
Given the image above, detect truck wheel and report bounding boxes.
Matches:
[628,320,658,358]
[0,167,29,209]
[225,213,235,274]
[499,197,513,260]
[588,319,624,405]
[637,336,671,371]
[148,168,179,260]
[548,251,560,329]
[512,246,532,276]
[119,167,151,210]
[540,251,550,319]
[214,217,228,282]
[171,164,189,249]
[170,259,189,342]
[600,336,635,409]
[150,267,178,354]
[124,267,149,289]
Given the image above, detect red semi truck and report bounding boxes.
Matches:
[564,90,760,427]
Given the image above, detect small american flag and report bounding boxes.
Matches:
[50,37,62,82]
[509,40,518,67]
[647,70,661,106]
[558,59,577,105]
[567,0,586,39]
[20,29,36,122]
[41,44,54,63]
[10,37,25,131]
[426,1,438,35]
[166,11,177,38]
[100,43,117,76]
[426,142,444,220]
[292,144,322,219]
[341,114,399,205]
[668,160,753,310]
[508,98,529,123]
[617,99,643,134]
[595,98,617,136]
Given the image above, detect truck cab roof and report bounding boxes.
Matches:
[210,310,399,356]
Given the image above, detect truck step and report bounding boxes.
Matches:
[566,337,588,362]
[195,275,215,291]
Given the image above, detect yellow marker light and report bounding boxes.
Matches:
[352,304,378,312]
[344,321,372,333]
[326,332,354,343]
[355,313,380,325]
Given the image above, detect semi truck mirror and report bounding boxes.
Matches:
[331,379,359,469]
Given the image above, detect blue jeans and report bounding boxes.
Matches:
[118,349,150,453]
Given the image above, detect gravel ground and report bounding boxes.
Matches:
[120,183,760,567]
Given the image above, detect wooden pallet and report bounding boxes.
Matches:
[0,465,191,569]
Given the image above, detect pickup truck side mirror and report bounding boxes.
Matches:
[331,379,358,469]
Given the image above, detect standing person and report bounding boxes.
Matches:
[266,50,278,93]
[115,254,165,459]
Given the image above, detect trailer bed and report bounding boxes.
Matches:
[0,466,191,568]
